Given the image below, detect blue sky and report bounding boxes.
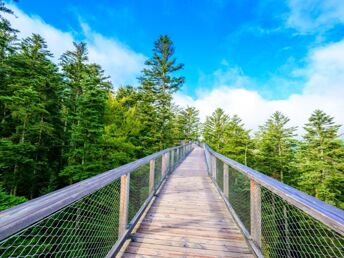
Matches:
[4,0,344,132]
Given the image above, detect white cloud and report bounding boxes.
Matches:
[175,39,344,137]
[4,5,145,86]
[286,0,344,33]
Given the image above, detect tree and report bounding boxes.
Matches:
[254,111,297,183]
[174,106,200,142]
[0,34,63,198]
[296,110,344,208]
[101,86,143,169]
[59,43,111,184]
[138,35,184,151]
[222,115,252,166]
[203,108,229,151]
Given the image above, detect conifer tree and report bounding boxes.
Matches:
[203,108,229,150]
[0,34,63,197]
[60,43,111,184]
[223,115,252,165]
[296,110,344,208]
[175,106,200,142]
[254,111,296,182]
[138,35,184,151]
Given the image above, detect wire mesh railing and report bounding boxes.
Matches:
[204,144,344,258]
[0,143,193,258]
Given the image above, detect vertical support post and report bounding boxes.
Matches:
[161,153,167,178]
[223,163,229,198]
[212,155,217,180]
[149,159,155,193]
[118,173,130,237]
[250,179,261,248]
[170,150,174,170]
[166,152,170,174]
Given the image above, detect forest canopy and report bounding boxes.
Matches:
[0,1,343,211]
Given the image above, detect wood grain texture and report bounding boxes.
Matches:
[122,147,253,258]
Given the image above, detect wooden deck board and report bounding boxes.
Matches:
[121,147,253,258]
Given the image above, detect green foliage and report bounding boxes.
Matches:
[138,35,185,151]
[203,108,253,165]
[0,185,27,211]
[174,106,200,142]
[296,110,344,208]
[254,111,297,182]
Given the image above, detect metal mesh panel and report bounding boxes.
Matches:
[216,158,224,191]
[128,163,150,222]
[154,156,162,189]
[261,187,344,258]
[227,166,251,231]
[0,180,121,258]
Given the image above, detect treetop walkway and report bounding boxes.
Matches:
[0,144,343,257]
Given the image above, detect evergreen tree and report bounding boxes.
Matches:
[203,108,229,150]
[0,34,63,198]
[296,110,344,208]
[138,35,184,151]
[102,86,143,168]
[254,111,297,183]
[223,115,252,166]
[59,43,111,184]
[175,106,200,142]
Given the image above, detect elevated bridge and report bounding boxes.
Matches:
[0,144,343,257]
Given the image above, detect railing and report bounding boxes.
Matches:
[0,143,193,258]
[204,144,344,258]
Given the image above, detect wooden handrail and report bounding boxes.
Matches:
[0,144,192,241]
[204,144,344,236]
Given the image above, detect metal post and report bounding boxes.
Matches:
[223,163,229,198]
[250,179,261,248]
[118,173,130,237]
[149,159,155,193]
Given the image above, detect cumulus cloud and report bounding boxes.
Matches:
[175,39,344,136]
[4,5,145,86]
[286,0,344,33]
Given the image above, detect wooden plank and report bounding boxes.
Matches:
[132,237,251,253]
[133,232,248,245]
[118,174,130,237]
[125,243,253,258]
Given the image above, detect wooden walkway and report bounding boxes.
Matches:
[122,147,253,257]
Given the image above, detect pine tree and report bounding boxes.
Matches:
[102,86,143,168]
[0,34,63,198]
[296,110,344,208]
[60,43,111,184]
[138,35,184,151]
[175,106,200,143]
[254,111,297,183]
[203,108,229,151]
[223,115,252,165]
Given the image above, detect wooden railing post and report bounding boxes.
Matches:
[166,152,170,174]
[149,159,155,193]
[171,150,174,170]
[250,179,261,248]
[162,153,167,178]
[118,173,130,237]
[223,163,229,198]
[212,155,217,180]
